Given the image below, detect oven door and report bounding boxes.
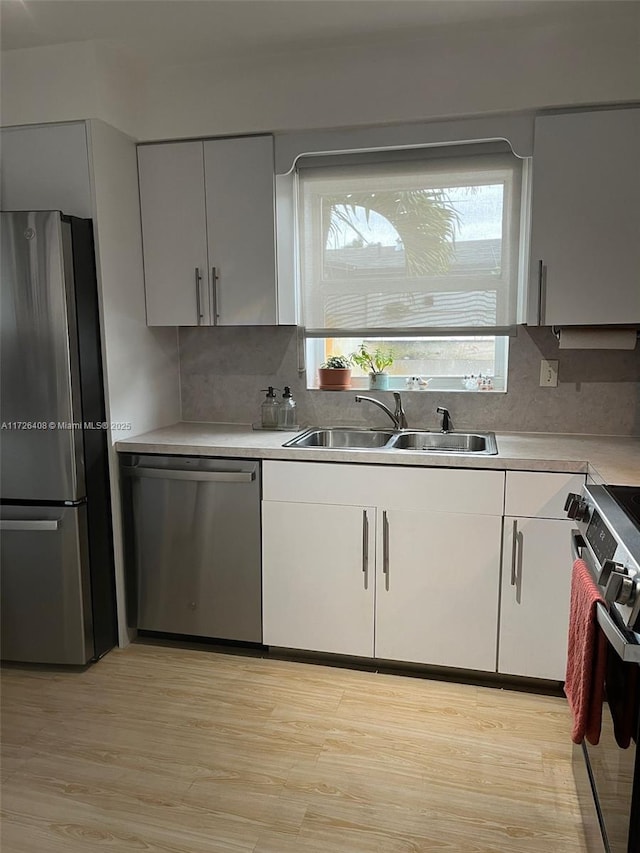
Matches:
[572,531,640,853]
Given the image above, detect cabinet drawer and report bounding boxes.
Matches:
[505,471,585,519]
[263,461,504,515]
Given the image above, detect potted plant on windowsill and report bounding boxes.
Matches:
[351,344,394,390]
[317,355,353,390]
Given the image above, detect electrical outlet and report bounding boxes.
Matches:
[539,359,558,387]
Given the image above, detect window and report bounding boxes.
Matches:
[296,144,524,391]
[306,336,507,392]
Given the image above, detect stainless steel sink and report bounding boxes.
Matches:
[283,428,396,449]
[387,431,498,454]
[283,427,498,454]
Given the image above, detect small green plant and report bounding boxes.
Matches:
[321,355,352,369]
[351,344,394,375]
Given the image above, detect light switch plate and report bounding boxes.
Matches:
[539,359,558,387]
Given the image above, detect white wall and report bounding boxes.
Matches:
[91,44,147,140]
[2,9,639,140]
[87,118,181,644]
[0,42,144,138]
[1,43,98,128]
[86,120,180,446]
[138,12,640,141]
[1,122,93,216]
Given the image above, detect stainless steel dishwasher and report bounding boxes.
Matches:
[120,454,261,642]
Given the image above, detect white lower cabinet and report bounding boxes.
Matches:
[498,471,586,681]
[263,463,585,679]
[262,501,374,657]
[498,516,574,681]
[375,509,502,671]
[262,462,504,672]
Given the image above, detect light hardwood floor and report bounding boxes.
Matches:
[2,643,593,852]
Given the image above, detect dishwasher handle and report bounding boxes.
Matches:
[121,466,255,483]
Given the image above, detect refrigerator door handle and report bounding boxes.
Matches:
[0,519,60,531]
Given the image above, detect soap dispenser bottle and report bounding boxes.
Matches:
[278,386,297,429]
[260,387,280,428]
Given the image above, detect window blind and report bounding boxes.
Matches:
[297,147,523,337]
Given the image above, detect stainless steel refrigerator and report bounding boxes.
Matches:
[1,211,117,664]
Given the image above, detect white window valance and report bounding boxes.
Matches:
[275,114,534,176]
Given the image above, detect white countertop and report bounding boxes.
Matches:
[115,422,640,486]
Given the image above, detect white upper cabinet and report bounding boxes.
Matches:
[138,135,277,326]
[528,108,640,326]
[203,137,277,326]
[138,142,209,326]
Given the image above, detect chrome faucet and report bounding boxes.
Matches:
[355,392,408,430]
[437,406,453,433]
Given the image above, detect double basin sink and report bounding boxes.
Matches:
[283,427,498,455]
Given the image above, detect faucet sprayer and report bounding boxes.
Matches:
[436,406,453,433]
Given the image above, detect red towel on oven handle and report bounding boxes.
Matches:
[564,558,608,745]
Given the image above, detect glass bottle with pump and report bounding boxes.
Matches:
[260,387,280,428]
[278,386,297,429]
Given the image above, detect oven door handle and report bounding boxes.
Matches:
[571,531,640,663]
[596,604,640,664]
[571,530,585,562]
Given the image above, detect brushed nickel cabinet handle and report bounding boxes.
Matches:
[211,266,220,325]
[195,267,204,324]
[382,510,390,582]
[537,260,546,326]
[362,509,369,580]
[510,519,518,587]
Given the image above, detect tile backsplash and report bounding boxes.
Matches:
[179,325,640,435]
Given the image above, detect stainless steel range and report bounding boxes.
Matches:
[567,485,640,649]
[565,484,640,853]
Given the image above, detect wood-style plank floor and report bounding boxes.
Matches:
[1,642,593,852]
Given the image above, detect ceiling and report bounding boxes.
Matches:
[0,0,630,67]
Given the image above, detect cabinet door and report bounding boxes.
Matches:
[204,135,277,325]
[498,517,572,680]
[262,501,374,656]
[529,109,640,326]
[138,142,210,326]
[375,509,502,672]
